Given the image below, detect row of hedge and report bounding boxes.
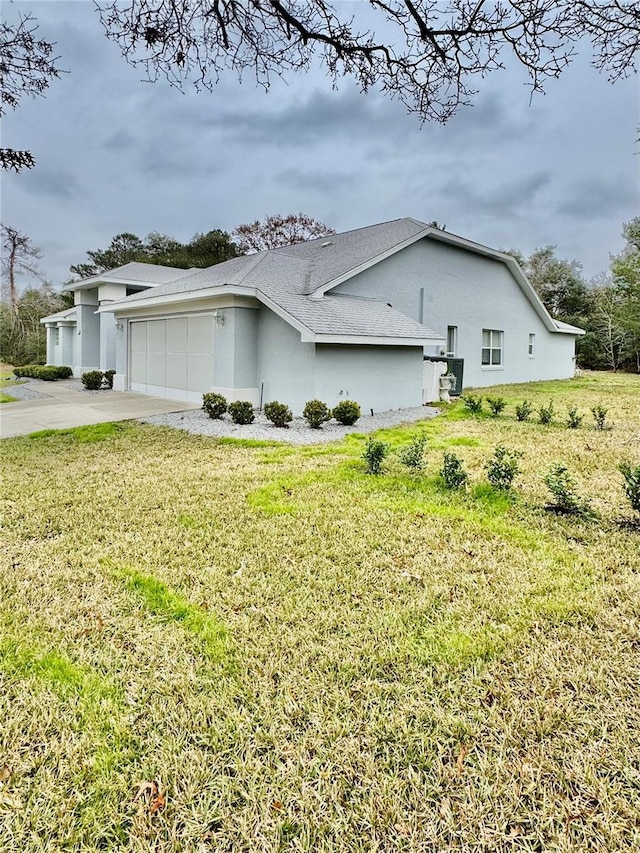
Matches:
[13,364,73,381]
[202,393,361,428]
[462,394,611,430]
[362,436,640,518]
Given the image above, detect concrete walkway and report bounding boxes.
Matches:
[0,379,199,438]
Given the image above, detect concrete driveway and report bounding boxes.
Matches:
[0,379,200,438]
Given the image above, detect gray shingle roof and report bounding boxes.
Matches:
[39,306,77,324]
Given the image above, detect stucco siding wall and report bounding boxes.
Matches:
[314,345,424,413]
[256,308,316,414]
[75,304,101,373]
[334,238,576,388]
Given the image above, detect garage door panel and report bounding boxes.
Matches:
[148,319,166,352]
[187,354,213,392]
[131,322,147,353]
[189,316,214,354]
[147,352,166,386]
[166,353,187,390]
[130,351,147,385]
[167,318,188,353]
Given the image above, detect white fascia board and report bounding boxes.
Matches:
[311,227,568,336]
[103,285,256,314]
[313,334,445,346]
[309,227,434,299]
[554,321,586,336]
[64,277,163,292]
[254,291,316,341]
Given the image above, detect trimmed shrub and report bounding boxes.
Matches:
[398,435,427,471]
[303,399,331,429]
[544,464,593,517]
[103,369,116,389]
[81,370,104,391]
[202,392,228,419]
[332,399,361,426]
[591,404,609,430]
[441,451,468,489]
[461,394,483,415]
[486,396,506,417]
[264,400,293,428]
[515,400,533,422]
[14,364,72,380]
[537,400,554,425]
[619,462,640,513]
[485,445,522,490]
[363,438,388,475]
[228,400,255,425]
[566,405,584,429]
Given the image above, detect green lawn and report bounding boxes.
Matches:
[1,372,639,851]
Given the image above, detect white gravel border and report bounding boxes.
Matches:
[140,405,440,445]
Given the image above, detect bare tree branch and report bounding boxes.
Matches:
[94,0,640,123]
[0,13,64,171]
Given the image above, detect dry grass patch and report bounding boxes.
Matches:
[1,372,639,851]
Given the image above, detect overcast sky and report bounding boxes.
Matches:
[2,0,638,289]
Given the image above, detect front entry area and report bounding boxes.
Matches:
[129,315,214,402]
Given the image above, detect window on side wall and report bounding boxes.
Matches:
[482,329,503,366]
[528,333,535,357]
[446,325,457,357]
[55,327,60,346]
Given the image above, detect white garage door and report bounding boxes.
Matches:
[130,316,214,402]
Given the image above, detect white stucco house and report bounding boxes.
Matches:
[42,218,583,414]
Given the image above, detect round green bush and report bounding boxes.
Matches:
[202,392,228,419]
[228,400,255,425]
[264,400,293,428]
[332,399,361,426]
[303,399,331,429]
[81,370,104,391]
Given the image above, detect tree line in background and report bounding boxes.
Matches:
[1,215,638,373]
[508,217,640,372]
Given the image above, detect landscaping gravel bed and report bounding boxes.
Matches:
[1,382,50,401]
[141,405,440,444]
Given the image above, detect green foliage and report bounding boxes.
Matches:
[440,451,468,489]
[461,394,483,415]
[13,364,45,377]
[537,400,554,425]
[515,400,533,422]
[397,435,427,471]
[591,404,608,430]
[303,399,331,429]
[69,229,239,278]
[544,464,594,517]
[202,392,227,419]
[81,371,104,391]
[264,400,293,428]
[332,399,361,426]
[566,405,584,429]
[103,369,116,389]
[485,445,523,490]
[0,286,70,366]
[228,400,255,425]
[362,438,389,475]
[619,462,640,513]
[486,396,506,417]
[14,364,72,380]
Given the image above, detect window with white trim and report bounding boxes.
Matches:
[54,327,60,346]
[528,333,535,357]
[446,325,457,357]
[482,329,503,366]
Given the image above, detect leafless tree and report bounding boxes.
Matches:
[96,0,640,123]
[1,225,43,311]
[233,213,335,252]
[0,13,63,171]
